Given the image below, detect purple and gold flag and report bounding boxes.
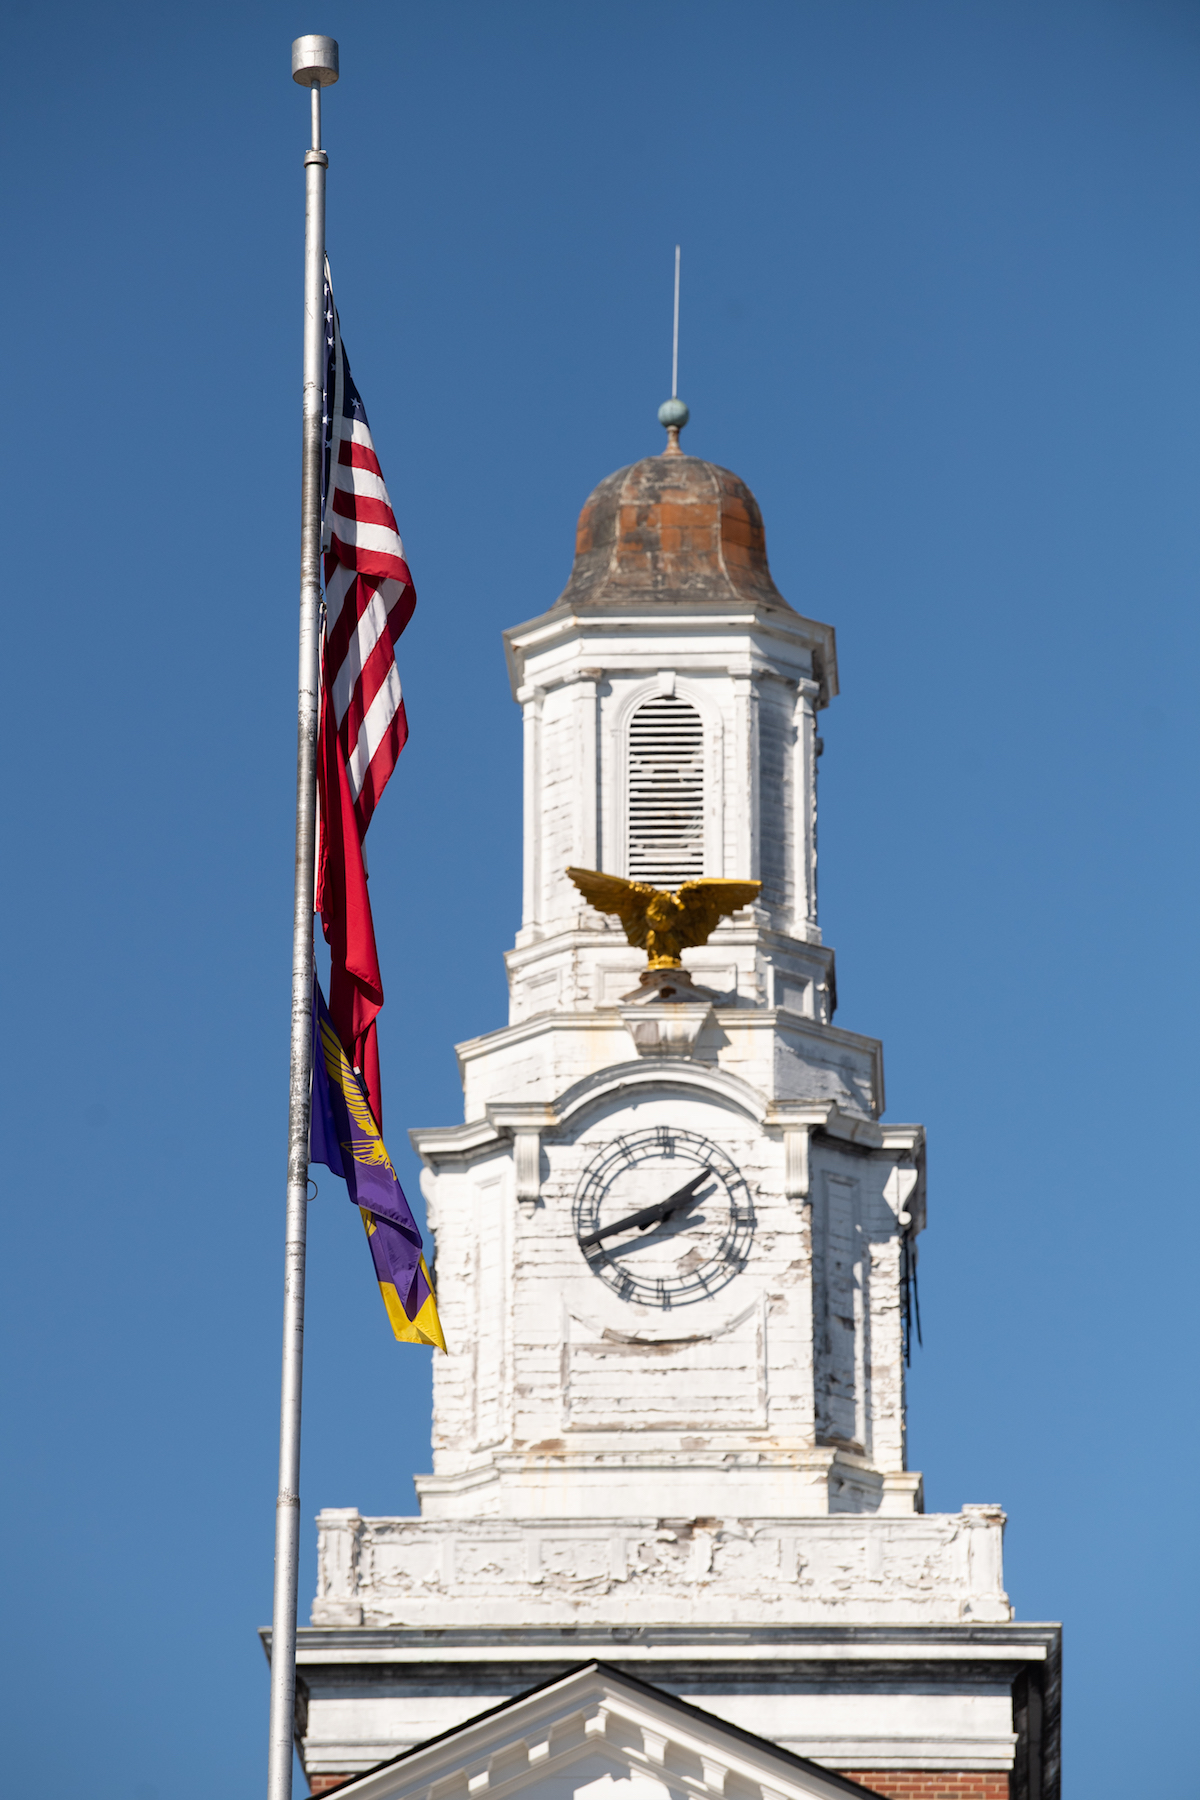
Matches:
[310,981,445,1350]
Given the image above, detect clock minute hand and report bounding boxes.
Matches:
[579,1170,713,1249]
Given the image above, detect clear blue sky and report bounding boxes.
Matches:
[1,2,1197,1795]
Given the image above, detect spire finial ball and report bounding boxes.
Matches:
[292,34,339,85]
[658,396,689,458]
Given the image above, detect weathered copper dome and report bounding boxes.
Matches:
[554,451,793,614]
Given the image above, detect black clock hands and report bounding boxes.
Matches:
[578,1169,714,1250]
[573,1129,754,1305]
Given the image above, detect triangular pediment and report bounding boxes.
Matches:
[319,1663,869,1800]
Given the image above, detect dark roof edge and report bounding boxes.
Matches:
[277,1620,1063,1651]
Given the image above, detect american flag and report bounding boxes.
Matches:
[321,265,416,834]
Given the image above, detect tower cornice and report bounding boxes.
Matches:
[504,601,837,709]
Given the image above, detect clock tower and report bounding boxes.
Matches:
[294,420,1060,1800]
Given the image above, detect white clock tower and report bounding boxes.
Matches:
[291,419,1060,1800]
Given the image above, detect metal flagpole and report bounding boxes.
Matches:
[267,33,339,1800]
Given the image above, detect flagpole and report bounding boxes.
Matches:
[268,34,339,1800]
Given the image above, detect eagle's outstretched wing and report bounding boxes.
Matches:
[319,1016,394,1167]
[673,878,762,947]
[342,1072,383,1139]
[566,866,660,952]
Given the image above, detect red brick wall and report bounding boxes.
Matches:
[304,1774,1009,1800]
[834,1776,1008,1799]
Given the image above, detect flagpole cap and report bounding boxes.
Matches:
[292,35,339,86]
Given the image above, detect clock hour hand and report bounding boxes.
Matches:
[579,1170,713,1249]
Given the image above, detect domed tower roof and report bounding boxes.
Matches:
[553,447,794,616]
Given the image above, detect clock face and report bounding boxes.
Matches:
[572,1127,755,1307]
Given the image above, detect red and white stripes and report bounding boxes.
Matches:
[322,306,416,835]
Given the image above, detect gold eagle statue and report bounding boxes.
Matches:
[566,867,761,969]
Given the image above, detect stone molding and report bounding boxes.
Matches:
[504,603,838,708]
[311,1509,1011,1631]
[289,1661,869,1800]
[276,1628,1060,1794]
[410,1083,912,1169]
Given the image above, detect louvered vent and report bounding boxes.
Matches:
[627,695,705,888]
